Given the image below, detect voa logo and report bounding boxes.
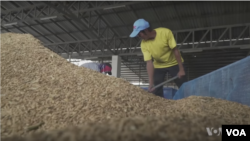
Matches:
[206,127,222,136]
[226,129,246,136]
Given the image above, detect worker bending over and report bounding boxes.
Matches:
[129,19,187,97]
[80,62,112,75]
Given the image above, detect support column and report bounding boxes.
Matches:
[112,55,121,78]
[68,52,71,62]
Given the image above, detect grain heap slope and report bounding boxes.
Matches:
[1,33,250,139]
[2,114,231,141]
[1,33,173,136]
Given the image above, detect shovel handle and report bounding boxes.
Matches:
[151,76,178,90]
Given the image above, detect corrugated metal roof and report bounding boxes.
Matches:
[19,27,39,36]
[36,36,50,43]
[30,25,49,35]
[70,32,88,40]
[131,2,152,9]
[53,21,78,32]
[154,6,176,20]
[57,34,75,42]
[1,1,16,9]
[42,23,63,33]
[15,2,32,7]
[136,9,159,21]
[117,11,137,25]
[113,27,130,37]
[102,14,124,27]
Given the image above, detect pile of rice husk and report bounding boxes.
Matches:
[1,33,250,141]
[1,114,232,141]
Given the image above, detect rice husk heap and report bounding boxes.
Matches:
[1,33,250,141]
[1,115,232,141]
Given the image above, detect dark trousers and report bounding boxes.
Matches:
[153,64,187,97]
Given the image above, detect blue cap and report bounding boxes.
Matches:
[129,19,150,38]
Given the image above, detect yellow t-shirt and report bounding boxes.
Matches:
[140,27,184,68]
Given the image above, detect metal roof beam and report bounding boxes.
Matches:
[43,2,115,54]
[31,5,84,54]
[1,3,46,14]
[44,1,146,81]
[1,1,144,24]
[70,4,127,54]
[41,23,250,47]
[62,16,102,54]
[1,4,59,24]
[9,2,69,54]
[3,11,250,33]
[1,6,64,54]
[46,43,250,58]
[58,44,249,59]
[0,1,249,34]
[90,2,141,55]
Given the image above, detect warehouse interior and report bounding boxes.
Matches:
[1,1,250,88]
[2,1,250,140]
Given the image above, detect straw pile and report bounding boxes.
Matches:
[1,33,250,140]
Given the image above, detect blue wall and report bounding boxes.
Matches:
[173,56,250,107]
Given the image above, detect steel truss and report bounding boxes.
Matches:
[2,2,249,57]
[46,23,250,58]
[0,1,145,82]
[1,1,143,24]
[37,1,147,82]
[1,1,143,56]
